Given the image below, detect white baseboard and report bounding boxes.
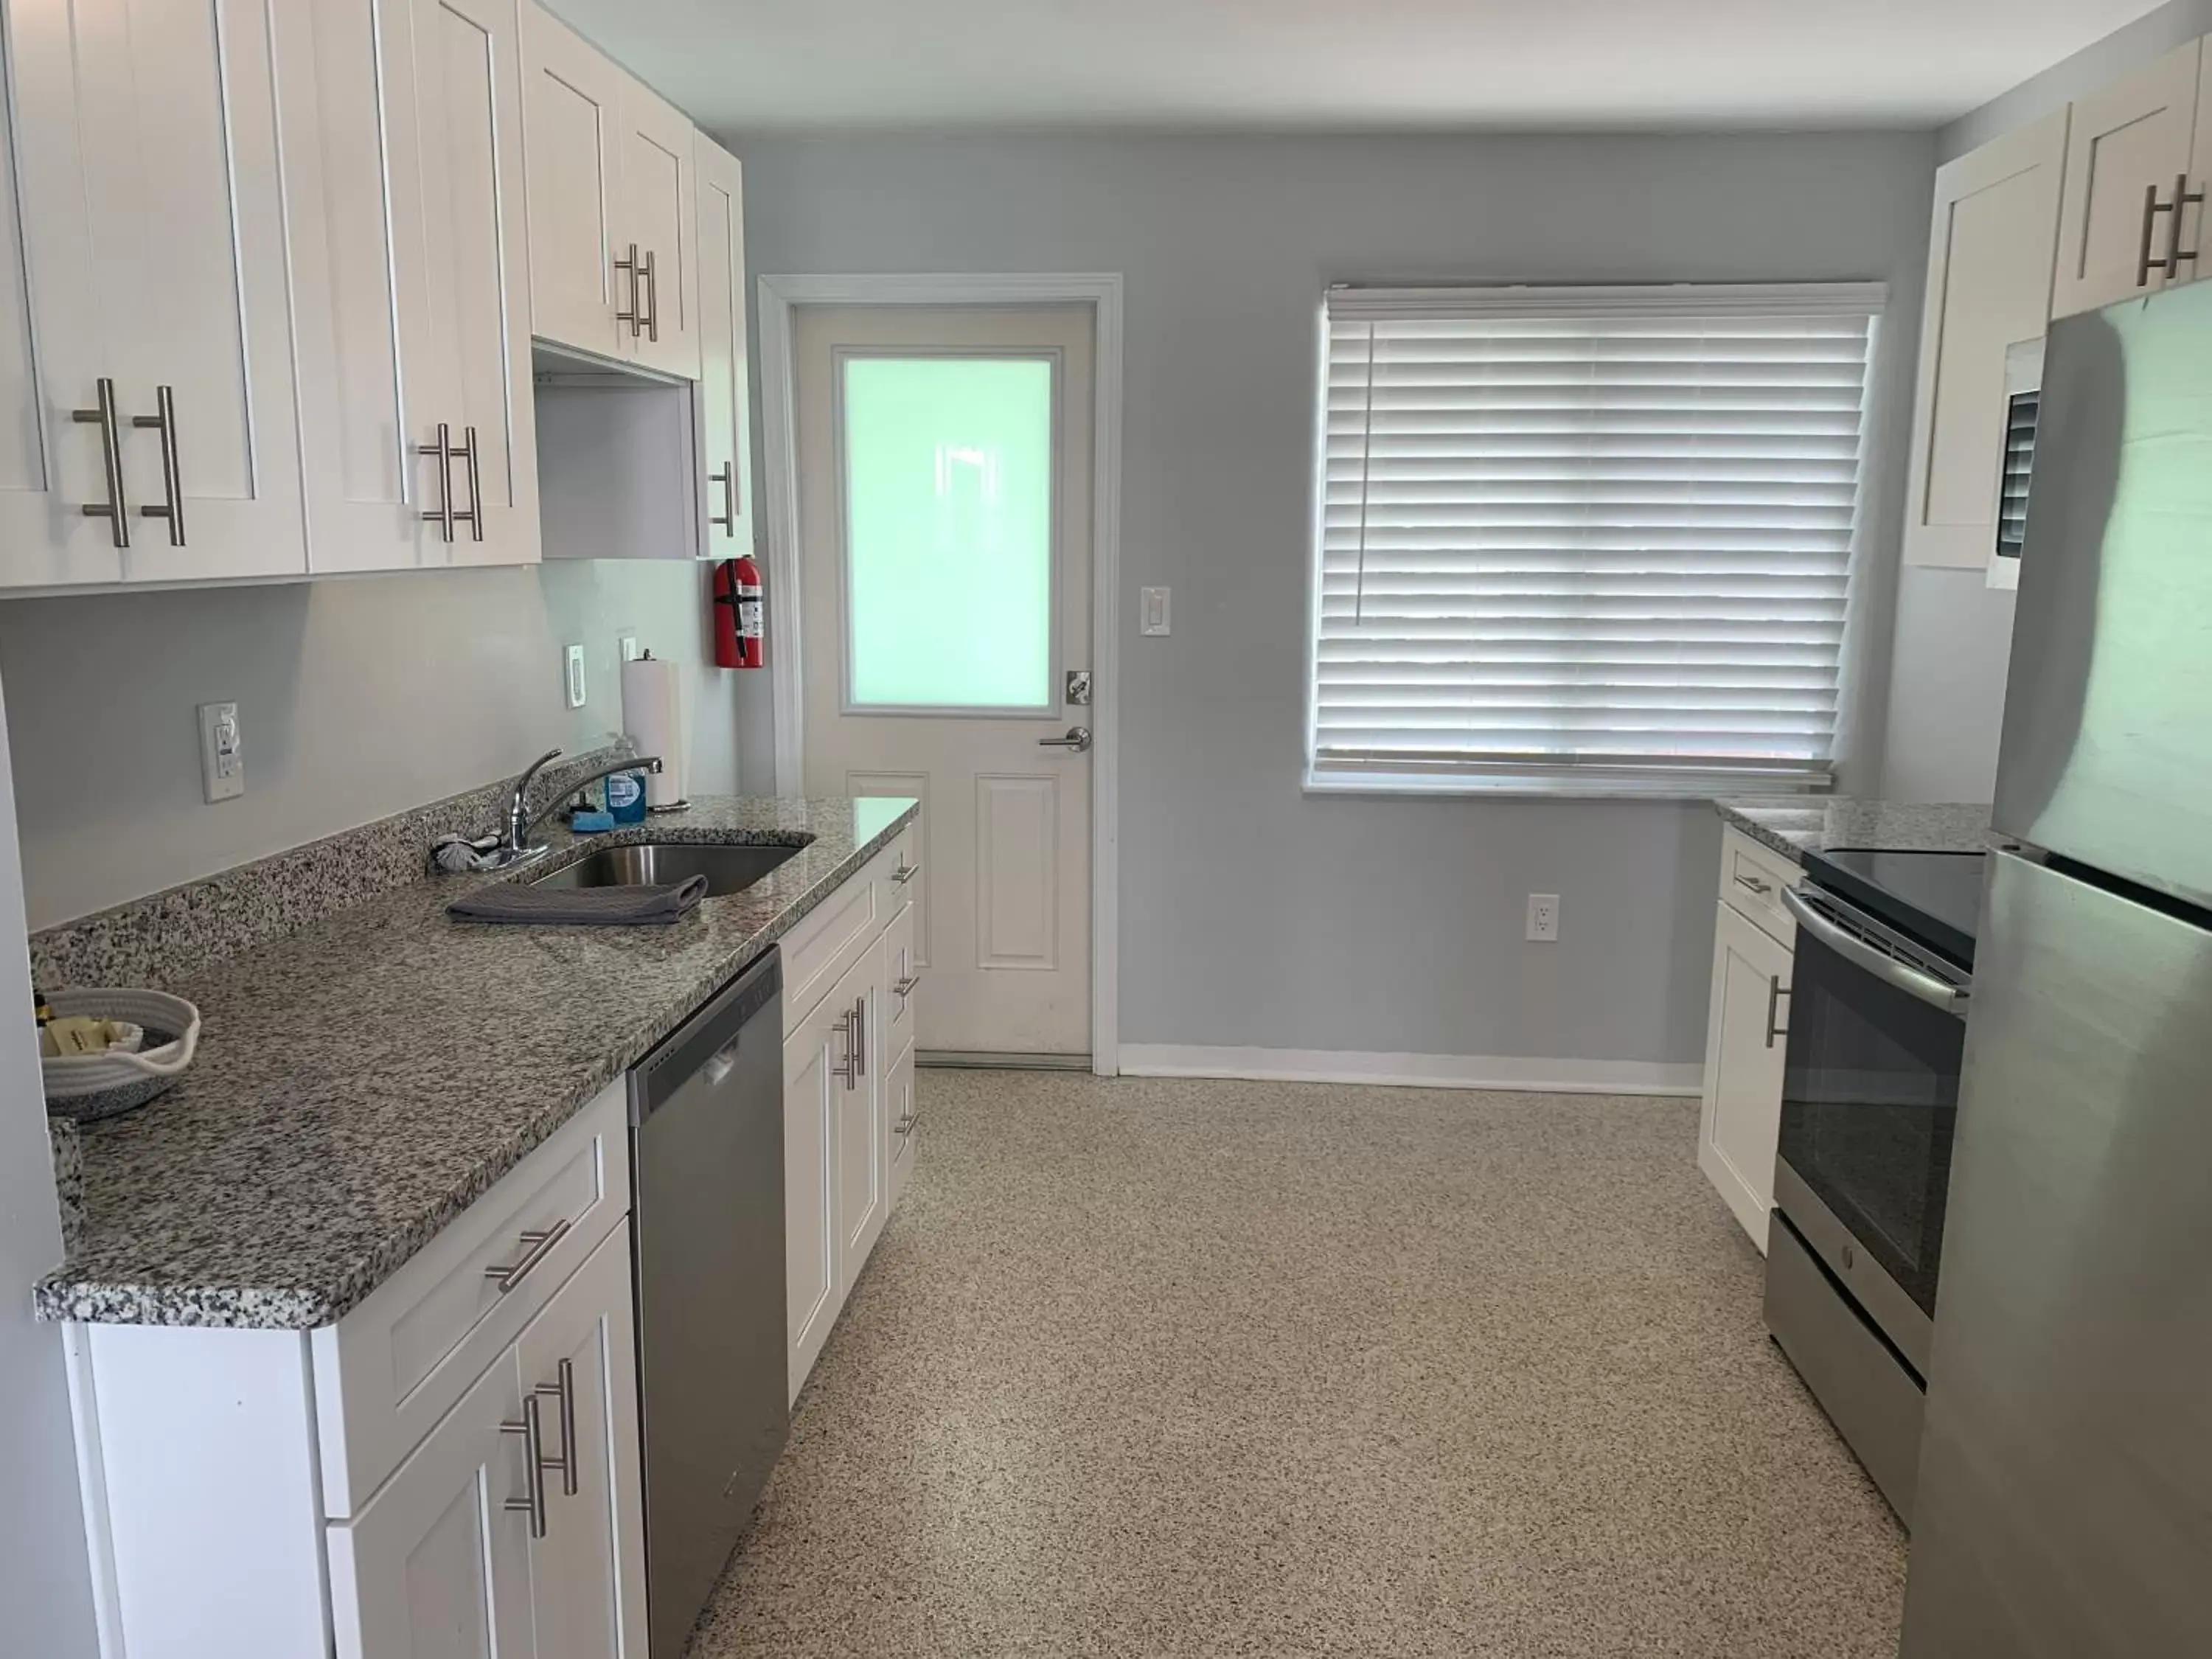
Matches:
[1116,1044,1701,1097]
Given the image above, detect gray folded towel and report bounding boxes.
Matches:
[448,874,710,926]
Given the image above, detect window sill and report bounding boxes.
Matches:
[1301,768,1835,803]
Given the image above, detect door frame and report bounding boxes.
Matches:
[756,272,1124,1076]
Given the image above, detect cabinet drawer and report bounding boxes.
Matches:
[1719,827,1799,945]
[883,897,917,1053]
[310,1080,630,1517]
[782,827,912,1023]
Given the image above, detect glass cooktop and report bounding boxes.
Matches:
[1801,847,1988,969]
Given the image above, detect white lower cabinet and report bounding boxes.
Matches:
[1697,830,1798,1253]
[66,1082,645,1659]
[781,830,920,1403]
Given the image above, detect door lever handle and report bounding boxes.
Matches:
[1037,726,1092,752]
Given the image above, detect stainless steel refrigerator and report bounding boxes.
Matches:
[1899,277,2212,1652]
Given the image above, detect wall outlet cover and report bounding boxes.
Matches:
[1527,893,1560,942]
[197,701,244,804]
[565,643,587,709]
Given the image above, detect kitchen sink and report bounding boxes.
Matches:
[529,839,805,897]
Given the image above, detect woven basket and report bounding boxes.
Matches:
[41,988,202,1123]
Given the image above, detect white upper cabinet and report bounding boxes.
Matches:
[694,139,757,557]
[2,0,304,586]
[276,0,542,574]
[521,2,700,378]
[2051,40,2204,319]
[1902,111,2069,569]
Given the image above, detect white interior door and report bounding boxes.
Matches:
[793,304,1094,1057]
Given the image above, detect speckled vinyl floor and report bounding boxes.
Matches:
[690,1072,1907,1658]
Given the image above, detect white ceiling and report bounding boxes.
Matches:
[548,0,2165,134]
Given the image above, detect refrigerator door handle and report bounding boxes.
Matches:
[1783,886,1970,1017]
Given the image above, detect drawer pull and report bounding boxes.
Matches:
[501,1392,549,1537]
[1733,872,1773,897]
[891,860,921,886]
[533,1357,579,1498]
[484,1217,571,1294]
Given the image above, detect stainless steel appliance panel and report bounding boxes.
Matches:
[1899,852,2212,1656]
[631,949,786,1659]
[1994,279,2212,909]
[1764,1212,1923,1523]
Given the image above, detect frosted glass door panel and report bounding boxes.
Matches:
[839,355,1055,711]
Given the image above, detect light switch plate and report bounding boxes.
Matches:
[197,701,244,803]
[619,636,641,662]
[1141,587,1171,636]
[564,644,587,709]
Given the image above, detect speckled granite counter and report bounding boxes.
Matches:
[35,795,916,1330]
[1716,796,1994,863]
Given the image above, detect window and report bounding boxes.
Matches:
[839,352,1057,712]
[1309,284,1882,793]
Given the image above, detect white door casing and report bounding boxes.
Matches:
[789,301,1099,1058]
[758,274,1121,1075]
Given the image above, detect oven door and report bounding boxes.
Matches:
[1775,883,1970,1375]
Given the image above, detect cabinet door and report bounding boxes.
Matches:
[327,1349,537,1659]
[6,0,302,585]
[613,84,699,378]
[837,944,888,1293]
[1902,111,2068,568]
[516,1225,648,1659]
[784,967,852,1401]
[886,1030,917,1207]
[2051,41,2203,319]
[521,0,624,359]
[277,0,540,574]
[694,139,755,557]
[1697,900,1793,1253]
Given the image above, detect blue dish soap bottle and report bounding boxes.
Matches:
[606,766,648,825]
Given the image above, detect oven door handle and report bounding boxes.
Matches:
[1781,886,1970,1018]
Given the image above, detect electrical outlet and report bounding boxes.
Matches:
[1527,893,1560,942]
[198,701,244,803]
[564,644,587,709]
[1141,586,1171,636]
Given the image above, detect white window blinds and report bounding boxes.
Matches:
[1312,284,1881,790]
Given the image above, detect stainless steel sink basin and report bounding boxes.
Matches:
[529,840,804,897]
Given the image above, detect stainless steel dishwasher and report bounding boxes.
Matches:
[628,947,785,1659]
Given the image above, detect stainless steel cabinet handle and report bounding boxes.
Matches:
[1733,872,1773,897]
[852,995,866,1078]
[1781,886,1970,1018]
[72,378,130,547]
[456,425,484,543]
[132,384,185,546]
[893,973,919,999]
[614,243,642,336]
[831,1010,855,1087]
[1037,726,1092,752]
[1764,978,1790,1049]
[894,1111,916,1136]
[418,422,456,542]
[640,248,659,342]
[891,860,921,886]
[501,1392,549,1537]
[2140,175,2206,284]
[709,463,736,534]
[533,1357,578,1498]
[484,1217,571,1293]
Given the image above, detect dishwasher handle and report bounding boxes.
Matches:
[630,947,783,1121]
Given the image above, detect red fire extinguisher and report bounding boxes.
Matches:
[713,555,765,669]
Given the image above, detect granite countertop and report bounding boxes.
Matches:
[1715,796,1994,863]
[35,796,917,1331]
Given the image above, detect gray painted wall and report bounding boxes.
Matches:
[730,131,1938,1062]
[0,560,741,930]
[1939,0,2212,162]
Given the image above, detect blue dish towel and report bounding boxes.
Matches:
[448,874,709,926]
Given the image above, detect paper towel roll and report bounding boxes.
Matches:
[621,651,686,807]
